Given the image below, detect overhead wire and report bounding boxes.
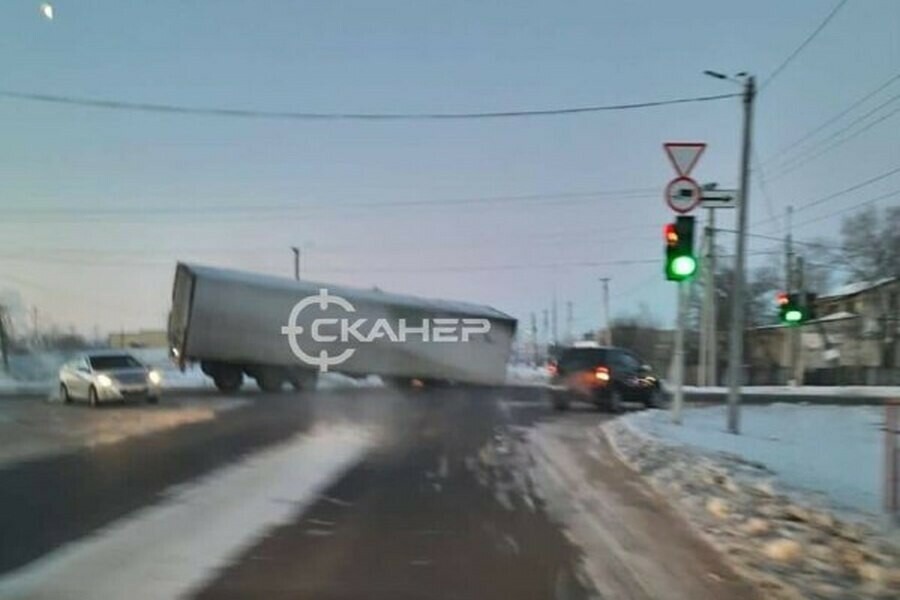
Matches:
[752,164,900,229]
[759,0,850,91]
[767,92,900,179]
[0,90,739,121]
[762,71,900,165]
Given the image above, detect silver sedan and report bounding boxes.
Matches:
[59,351,162,407]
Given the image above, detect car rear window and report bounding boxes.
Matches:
[89,355,142,370]
[558,348,609,370]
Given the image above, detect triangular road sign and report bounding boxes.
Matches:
[664,142,706,177]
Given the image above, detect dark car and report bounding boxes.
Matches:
[547,345,663,412]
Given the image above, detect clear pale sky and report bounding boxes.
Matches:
[0,0,898,337]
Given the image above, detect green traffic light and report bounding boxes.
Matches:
[784,309,803,323]
[671,255,697,278]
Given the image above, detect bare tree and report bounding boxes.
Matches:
[840,206,900,281]
[610,303,663,368]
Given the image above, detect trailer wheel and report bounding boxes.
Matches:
[255,368,285,393]
[213,368,243,393]
[288,370,318,392]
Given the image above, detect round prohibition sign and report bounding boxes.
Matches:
[665,176,702,214]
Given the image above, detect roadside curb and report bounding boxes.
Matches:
[602,414,900,599]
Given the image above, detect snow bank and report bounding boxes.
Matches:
[626,405,884,514]
[605,413,900,598]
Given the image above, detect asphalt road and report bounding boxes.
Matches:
[0,386,758,599]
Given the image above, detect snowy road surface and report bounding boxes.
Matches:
[0,387,757,599]
[0,394,248,468]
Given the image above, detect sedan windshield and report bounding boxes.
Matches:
[89,355,142,370]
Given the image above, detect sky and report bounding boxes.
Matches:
[0,0,898,339]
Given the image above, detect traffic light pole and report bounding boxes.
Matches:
[703,208,717,386]
[672,279,687,424]
[726,75,755,435]
[794,257,805,385]
[786,206,796,386]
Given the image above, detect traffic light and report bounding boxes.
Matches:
[664,216,697,281]
[777,292,818,325]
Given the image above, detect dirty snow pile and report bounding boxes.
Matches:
[606,406,900,599]
[628,404,883,513]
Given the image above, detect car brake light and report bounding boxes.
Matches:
[594,366,610,381]
[547,361,558,376]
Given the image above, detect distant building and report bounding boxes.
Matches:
[108,329,168,349]
[746,277,900,384]
[812,277,899,369]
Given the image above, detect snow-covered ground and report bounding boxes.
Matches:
[625,405,886,514]
[606,409,900,598]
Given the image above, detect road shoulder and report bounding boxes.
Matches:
[605,413,899,599]
[526,415,760,600]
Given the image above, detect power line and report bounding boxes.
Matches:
[762,71,900,165]
[760,0,850,91]
[0,230,662,260]
[0,187,658,218]
[773,104,900,179]
[792,187,900,230]
[744,188,900,256]
[767,92,900,179]
[753,164,900,228]
[752,148,780,229]
[717,228,842,251]
[77,254,772,275]
[0,89,739,121]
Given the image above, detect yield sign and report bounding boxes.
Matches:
[664,142,706,177]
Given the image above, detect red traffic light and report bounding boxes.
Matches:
[664,223,678,246]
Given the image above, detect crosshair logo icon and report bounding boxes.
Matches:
[281,289,356,372]
[282,288,493,374]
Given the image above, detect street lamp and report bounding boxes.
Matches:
[704,69,756,434]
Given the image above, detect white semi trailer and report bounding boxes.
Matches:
[168,263,517,392]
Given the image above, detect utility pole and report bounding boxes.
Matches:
[794,256,805,385]
[785,206,797,386]
[565,301,573,346]
[530,312,539,365]
[698,220,708,386]
[706,209,718,386]
[598,277,611,345]
[542,309,550,362]
[291,246,301,281]
[699,209,717,386]
[726,74,756,434]
[551,293,558,347]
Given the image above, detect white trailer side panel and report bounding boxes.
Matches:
[170,264,516,385]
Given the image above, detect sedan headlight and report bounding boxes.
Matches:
[96,374,114,387]
[148,370,162,385]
